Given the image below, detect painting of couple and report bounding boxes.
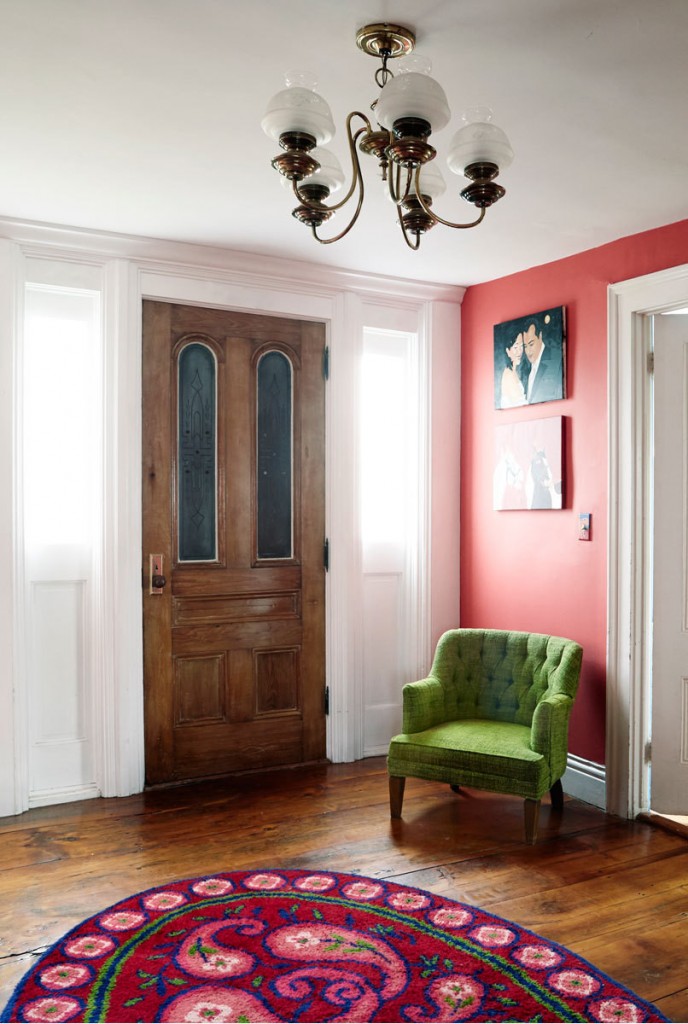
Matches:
[494,306,566,410]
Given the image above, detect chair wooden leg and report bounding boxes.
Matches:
[550,778,564,812]
[389,776,405,818]
[524,798,541,844]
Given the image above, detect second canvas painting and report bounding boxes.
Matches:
[494,416,563,510]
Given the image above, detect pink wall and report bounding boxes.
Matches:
[460,219,688,765]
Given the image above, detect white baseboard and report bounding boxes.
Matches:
[363,744,392,758]
[28,783,101,809]
[562,754,606,810]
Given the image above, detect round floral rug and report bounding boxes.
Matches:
[1,869,667,1022]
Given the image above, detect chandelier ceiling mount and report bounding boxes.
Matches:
[354,23,416,61]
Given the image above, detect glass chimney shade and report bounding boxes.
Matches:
[262,72,335,145]
[375,55,450,133]
[415,160,446,200]
[280,147,345,194]
[447,109,514,176]
[299,147,345,193]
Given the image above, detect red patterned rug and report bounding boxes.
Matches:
[2,869,667,1023]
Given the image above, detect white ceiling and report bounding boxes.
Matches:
[2,0,687,287]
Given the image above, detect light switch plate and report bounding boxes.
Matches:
[578,513,591,541]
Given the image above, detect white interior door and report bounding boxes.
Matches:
[651,312,688,814]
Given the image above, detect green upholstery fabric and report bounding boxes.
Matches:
[388,629,582,802]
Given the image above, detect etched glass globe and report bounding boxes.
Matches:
[447,107,514,175]
[415,160,446,200]
[375,54,451,133]
[261,71,335,145]
[280,147,345,194]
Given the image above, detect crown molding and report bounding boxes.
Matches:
[0,216,465,305]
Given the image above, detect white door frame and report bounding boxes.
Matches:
[0,223,459,815]
[607,263,688,818]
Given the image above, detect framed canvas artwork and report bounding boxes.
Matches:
[494,306,566,409]
[494,416,563,510]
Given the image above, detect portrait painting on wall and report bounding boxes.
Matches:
[494,305,566,409]
[494,416,563,511]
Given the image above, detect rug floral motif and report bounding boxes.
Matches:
[1,869,668,1023]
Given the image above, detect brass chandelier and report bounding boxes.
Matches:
[261,23,514,250]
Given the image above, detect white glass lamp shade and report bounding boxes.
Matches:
[447,109,514,176]
[299,147,345,193]
[261,72,335,145]
[415,160,446,200]
[280,147,345,195]
[375,55,450,133]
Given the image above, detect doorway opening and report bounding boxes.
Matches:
[607,266,688,822]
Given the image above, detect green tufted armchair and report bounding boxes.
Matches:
[387,629,583,844]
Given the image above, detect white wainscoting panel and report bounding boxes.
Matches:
[362,573,404,755]
[28,579,95,801]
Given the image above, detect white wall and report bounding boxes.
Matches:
[0,218,463,816]
[0,240,20,815]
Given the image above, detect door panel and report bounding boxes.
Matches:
[142,301,326,785]
[651,313,688,814]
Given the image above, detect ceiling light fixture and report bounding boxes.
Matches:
[261,22,513,251]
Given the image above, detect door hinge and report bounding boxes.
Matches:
[322,345,330,381]
[647,350,654,374]
[644,739,652,763]
[324,685,330,716]
[323,537,329,572]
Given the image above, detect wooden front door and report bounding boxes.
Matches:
[142,301,326,785]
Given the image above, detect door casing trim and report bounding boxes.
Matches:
[1,224,455,813]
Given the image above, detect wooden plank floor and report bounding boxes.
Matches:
[1,756,687,1020]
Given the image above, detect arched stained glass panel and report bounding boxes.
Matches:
[257,351,293,559]
[178,343,217,562]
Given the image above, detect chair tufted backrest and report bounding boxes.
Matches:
[431,629,582,727]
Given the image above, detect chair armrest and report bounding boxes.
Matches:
[530,692,573,781]
[402,678,445,733]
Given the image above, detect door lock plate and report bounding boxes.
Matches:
[149,554,165,594]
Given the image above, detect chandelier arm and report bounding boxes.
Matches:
[310,172,366,244]
[398,216,422,251]
[387,161,400,204]
[420,199,486,230]
[400,165,414,205]
[413,167,488,229]
[292,112,372,214]
[387,161,414,207]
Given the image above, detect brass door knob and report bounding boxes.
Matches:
[152,574,167,589]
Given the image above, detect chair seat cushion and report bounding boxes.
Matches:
[388,719,550,798]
